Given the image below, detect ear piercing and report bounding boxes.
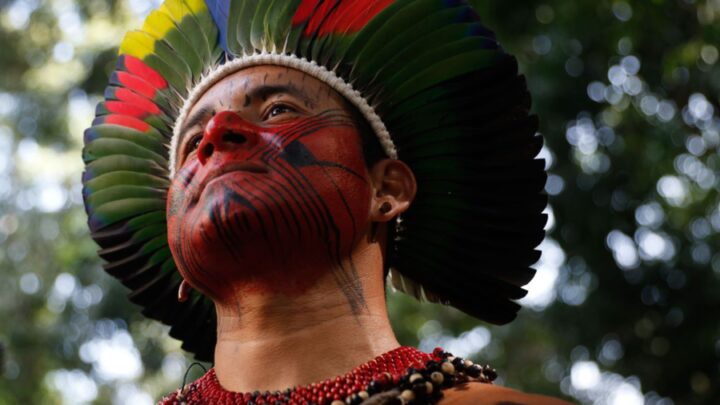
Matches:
[380,202,392,214]
[178,280,191,302]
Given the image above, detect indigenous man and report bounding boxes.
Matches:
[82,0,571,403]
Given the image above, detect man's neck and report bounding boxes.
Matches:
[211,245,400,393]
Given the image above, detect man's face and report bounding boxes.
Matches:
[167,66,373,302]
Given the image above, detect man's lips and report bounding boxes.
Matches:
[193,161,269,196]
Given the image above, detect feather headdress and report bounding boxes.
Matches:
[82,0,547,361]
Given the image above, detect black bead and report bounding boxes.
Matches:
[425,360,440,371]
[451,357,465,371]
[367,381,379,395]
[483,366,498,381]
[412,382,428,397]
[443,374,456,388]
[467,364,482,378]
[385,397,402,405]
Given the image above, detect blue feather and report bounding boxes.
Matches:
[204,0,230,52]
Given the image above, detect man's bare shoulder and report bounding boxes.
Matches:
[439,382,574,405]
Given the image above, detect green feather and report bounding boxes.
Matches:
[180,0,222,63]
[83,138,168,166]
[90,198,166,227]
[227,0,258,55]
[250,0,274,51]
[393,52,498,103]
[145,10,204,77]
[85,124,166,151]
[140,235,169,255]
[85,171,168,193]
[85,155,167,178]
[87,185,165,208]
[127,223,167,245]
[126,211,168,231]
[264,0,301,52]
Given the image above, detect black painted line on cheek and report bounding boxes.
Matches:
[178,168,194,188]
[277,157,368,314]
[273,160,343,266]
[269,158,331,243]
[241,110,368,313]
[314,161,368,183]
[265,157,326,239]
[260,174,310,238]
[230,209,245,235]
[239,178,296,238]
[230,179,282,247]
[317,165,360,250]
[241,212,251,230]
[257,179,302,238]
[248,110,351,161]
[224,183,272,246]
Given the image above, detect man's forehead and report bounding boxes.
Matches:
[195,66,328,108]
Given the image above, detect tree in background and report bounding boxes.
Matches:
[0,0,717,404]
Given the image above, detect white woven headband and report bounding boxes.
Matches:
[169,52,398,177]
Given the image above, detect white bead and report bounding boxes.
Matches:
[441,362,455,375]
[400,389,415,402]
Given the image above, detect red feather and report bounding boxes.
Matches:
[112,71,161,100]
[95,114,151,132]
[111,87,162,116]
[119,55,168,90]
[105,101,153,120]
[292,0,394,37]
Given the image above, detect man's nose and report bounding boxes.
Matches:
[197,111,260,165]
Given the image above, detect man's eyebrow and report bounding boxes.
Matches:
[249,84,315,108]
[178,106,212,139]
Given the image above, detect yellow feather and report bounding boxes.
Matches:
[183,0,207,14]
[142,10,177,40]
[161,0,185,22]
[118,31,155,59]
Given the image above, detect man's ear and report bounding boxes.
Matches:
[368,159,417,222]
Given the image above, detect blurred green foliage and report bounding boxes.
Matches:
[0,0,719,404]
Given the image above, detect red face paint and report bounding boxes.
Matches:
[167,102,371,304]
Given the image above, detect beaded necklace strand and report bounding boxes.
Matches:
[162,347,496,405]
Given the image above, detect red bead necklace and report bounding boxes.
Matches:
[160,346,495,405]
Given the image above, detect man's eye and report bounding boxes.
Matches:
[186,135,202,155]
[267,104,295,119]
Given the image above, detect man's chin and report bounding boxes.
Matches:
[178,237,335,298]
